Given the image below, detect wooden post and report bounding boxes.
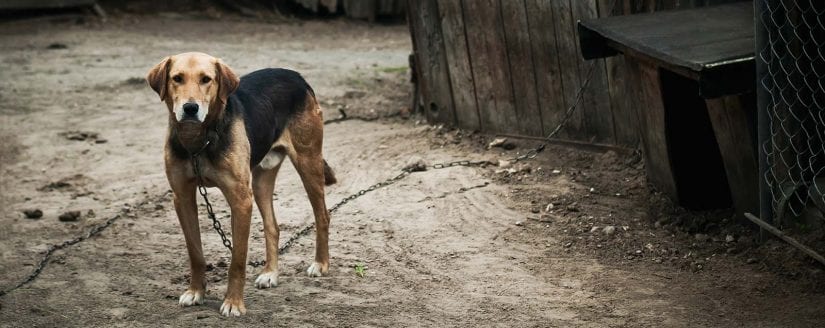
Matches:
[706,94,759,219]
[628,59,679,199]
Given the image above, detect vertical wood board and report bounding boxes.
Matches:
[437,0,481,130]
[524,0,567,138]
[409,0,456,125]
[462,0,518,133]
[500,0,544,136]
[573,0,615,143]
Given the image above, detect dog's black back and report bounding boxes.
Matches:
[232,68,313,167]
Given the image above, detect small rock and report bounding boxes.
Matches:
[530,208,540,214]
[725,235,735,243]
[589,187,595,193]
[403,157,428,172]
[563,242,573,248]
[498,159,512,168]
[746,258,758,264]
[58,211,81,222]
[343,90,366,99]
[87,209,95,218]
[196,314,209,319]
[551,169,561,174]
[515,221,523,226]
[602,226,616,235]
[566,203,579,212]
[23,209,43,219]
[545,203,554,211]
[694,234,709,242]
[590,226,600,233]
[487,138,507,149]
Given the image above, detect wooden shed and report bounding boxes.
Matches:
[407,0,745,147]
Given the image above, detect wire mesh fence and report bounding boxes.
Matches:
[755,0,825,225]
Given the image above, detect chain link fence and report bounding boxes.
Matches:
[756,0,825,226]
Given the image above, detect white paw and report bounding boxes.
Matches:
[306,262,326,277]
[219,298,246,317]
[178,289,204,307]
[255,271,279,289]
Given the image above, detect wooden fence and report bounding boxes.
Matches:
[407,0,745,146]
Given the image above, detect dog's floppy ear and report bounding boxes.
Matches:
[147,56,171,101]
[215,59,239,104]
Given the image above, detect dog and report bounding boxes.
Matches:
[146,52,336,316]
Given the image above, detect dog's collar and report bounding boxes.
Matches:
[190,139,211,157]
[188,129,217,158]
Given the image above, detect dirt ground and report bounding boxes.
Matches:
[1,11,824,328]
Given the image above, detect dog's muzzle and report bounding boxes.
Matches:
[175,101,208,122]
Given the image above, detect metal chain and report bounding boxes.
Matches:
[192,154,233,251]
[0,214,123,297]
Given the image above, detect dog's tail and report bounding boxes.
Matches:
[323,159,337,186]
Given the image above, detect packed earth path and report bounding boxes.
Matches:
[1,13,824,328]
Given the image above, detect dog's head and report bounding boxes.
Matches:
[146,52,239,124]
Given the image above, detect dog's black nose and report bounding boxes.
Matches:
[183,103,199,116]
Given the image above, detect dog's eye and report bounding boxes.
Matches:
[172,75,183,83]
[201,76,212,84]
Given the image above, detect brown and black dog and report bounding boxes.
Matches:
[146,52,335,316]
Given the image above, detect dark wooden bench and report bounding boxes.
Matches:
[578,2,758,217]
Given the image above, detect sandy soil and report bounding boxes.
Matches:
[1,12,824,328]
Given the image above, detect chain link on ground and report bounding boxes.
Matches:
[0,60,598,294]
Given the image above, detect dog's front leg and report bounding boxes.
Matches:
[218,176,253,317]
[170,177,207,307]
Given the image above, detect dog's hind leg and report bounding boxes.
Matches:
[252,158,283,289]
[291,150,331,277]
[286,94,332,277]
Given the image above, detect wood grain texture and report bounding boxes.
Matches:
[550,0,585,139]
[633,61,678,198]
[525,0,567,138]
[500,0,543,136]
[706,95,759,218]
[573,0,615,143]
[599,0,638,146]
[462,0,517,133]
[438,0,480,130]
[408,0,456,125]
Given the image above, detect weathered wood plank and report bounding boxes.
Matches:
[408,0,456,125]
[550,0,584,139]
[599,0,638,146]
[462,0,517,133]
[632,60,678,198]
[573,0,615,143]
[500,0,543,136]
[437,0,480,131]
[525,0,567,138]
[706,94,759,218]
